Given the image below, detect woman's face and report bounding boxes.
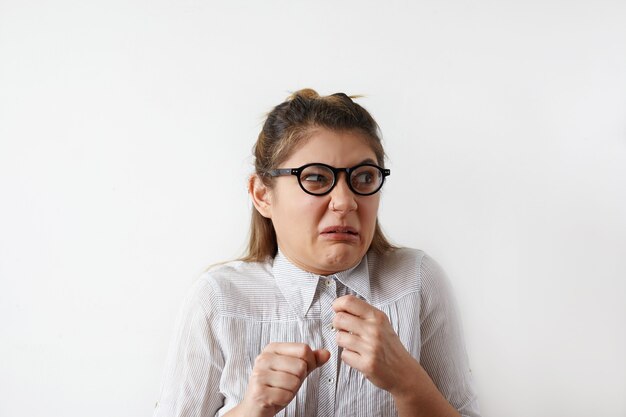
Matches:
[260,128,381,275]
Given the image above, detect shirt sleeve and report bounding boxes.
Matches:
[419,254,481,417]
[153,277,224,417]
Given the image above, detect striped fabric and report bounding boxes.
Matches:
[153,248,481,417]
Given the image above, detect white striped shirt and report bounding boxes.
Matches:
[153,247,481,417]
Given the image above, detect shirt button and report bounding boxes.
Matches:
[329,324,336,331]
[325,279,332,287]
[327,377,335,384]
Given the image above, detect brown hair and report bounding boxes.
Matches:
[241,88,396,262]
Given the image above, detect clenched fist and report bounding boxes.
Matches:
[226,343,330,417]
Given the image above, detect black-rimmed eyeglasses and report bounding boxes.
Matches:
[266,163,391,196]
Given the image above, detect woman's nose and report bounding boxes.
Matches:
[328,173,358,213]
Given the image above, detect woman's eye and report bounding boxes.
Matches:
[353,172,374,184]
[302,174,330,184]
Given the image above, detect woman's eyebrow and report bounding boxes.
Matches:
[358,158,377,165]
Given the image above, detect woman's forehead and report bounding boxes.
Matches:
[280,128,379,167]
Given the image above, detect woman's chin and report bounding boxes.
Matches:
[318,247,363,273]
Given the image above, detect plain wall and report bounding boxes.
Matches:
[1,1,625,416]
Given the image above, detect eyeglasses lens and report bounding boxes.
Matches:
[299,165,334,194]
[350,165,383,194]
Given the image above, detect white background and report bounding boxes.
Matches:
[1,1,625,416]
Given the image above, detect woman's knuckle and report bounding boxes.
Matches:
[276,390,294,407]
[253,356,262,367]
[296,360,308,378]
[296,344,309,357]
[291,374,304,389]
[254,353,265,363]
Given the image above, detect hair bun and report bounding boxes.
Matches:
[288,88,319,101]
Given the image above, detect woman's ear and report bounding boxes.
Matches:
[248,174,272,219]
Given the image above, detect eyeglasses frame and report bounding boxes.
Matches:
[266,162,391,196]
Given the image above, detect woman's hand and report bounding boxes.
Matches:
[232,343,330,417]
[331,295,419,395]
[332,295,461,417]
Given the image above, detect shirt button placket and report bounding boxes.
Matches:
[318,276,338,417]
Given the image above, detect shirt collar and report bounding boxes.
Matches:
[272,249,371,318]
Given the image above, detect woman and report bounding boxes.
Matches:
[153,89,481,417]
